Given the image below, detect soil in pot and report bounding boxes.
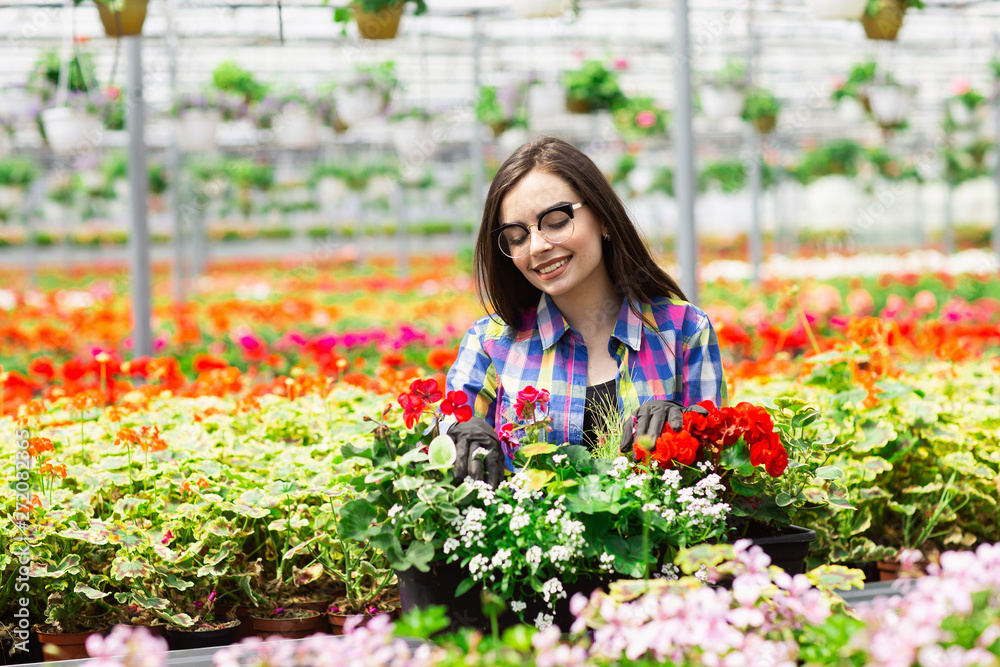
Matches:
[163,620,240,651]
[250,610,324,640]
[34,626,106,662]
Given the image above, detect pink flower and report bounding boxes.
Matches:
[614,58,629,70]
[830,75,845,90]
[950,77,971,96]
[635,110,657,128]
[208,589,217,602]
[161,530,172,545]
[515,386,550,420]
[272,607,285,616]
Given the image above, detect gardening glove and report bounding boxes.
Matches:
[620,400,709,456]
[449,417,502,488]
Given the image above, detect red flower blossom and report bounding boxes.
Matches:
[440,390,472,423]
[28,357,56,380]
[514,386,549,420]
[397,391,425,429]
[765,447,789,477]
[409,378,442,403]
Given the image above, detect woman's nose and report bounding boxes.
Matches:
[528,227,552,254]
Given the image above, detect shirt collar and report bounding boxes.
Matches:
[534,293,644,352]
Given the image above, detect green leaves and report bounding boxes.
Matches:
[339,498,378,541]
[426,434,456,471]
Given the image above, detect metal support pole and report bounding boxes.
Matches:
[469,11,485,239]
[944,179,955,255]
[994,79,1000,256]
[672,0,698,305]
[166,7,185,305]
[747,18,762,284]
[127,36,152,358]
[396,185,409,279]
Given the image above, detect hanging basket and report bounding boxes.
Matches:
[40,106,103,155]
[807,0,866,19]
[176,108,220,153]
[336,87,382,127]
[353,2,404,40]
[751,114,777,134]
[96,0,149,37]
[860,0,906,41]
[511,0,569,18]
[274,106,321,150]
[699,85,744,121]
[565,94,591,115]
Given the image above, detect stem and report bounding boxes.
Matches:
[797,300,822,357]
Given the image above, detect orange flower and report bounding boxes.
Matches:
[426,347,458,371]
[105,405,131,422]
[18,494,43,513]
[70,388,104,412]
[39,460,67,479]
[27,437,54,458]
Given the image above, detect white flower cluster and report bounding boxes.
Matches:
[534,612,554,630]
[624,471,649,490]
[442,537,460,555]
[388,504,403,523]
[541,577,566,603]
[469,479,497,506]
[509,506,531,534]
[552,454,567,464]
[608,456,631,479]
[510,600,526,614]
[468,554,490,580]
[491,548,513,570]
[526,545,543,568]
[456,506,487,550]
[600,552,616,573]
[656,563,680,580]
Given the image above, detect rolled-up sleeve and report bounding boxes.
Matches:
[446,321,500,427]
[681,312,728,407]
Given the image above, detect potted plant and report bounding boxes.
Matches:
[340,380,844,632]
[946,78,985,127]
[792,138,865,184]
[860,0,923,40]
[866,75,916,130]
[866,146,922,181]
[612,95,669,141]
[258,90,323,150]
[171,93,222,152]
[388,106,433,157]
[698,59,747,121]
[510,0,573,18]
[0,156,39,214]
[336,62,398,127]
[332,0,427,40]
[561,60,626,114]
[40,92,104,156]
[475,84,529,139]
[741,86,780,134]
[831,59,877,121]
[806,0,866,20]
[319,529,398,635]
[90,0,150,37]
[211,59,269,106]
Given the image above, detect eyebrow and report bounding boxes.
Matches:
[499,201,572,228]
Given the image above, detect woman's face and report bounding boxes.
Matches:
[499,169,609,302]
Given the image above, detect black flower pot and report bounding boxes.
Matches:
[397,560,610,633]
[747,524,817,575]
[164,620,240,651]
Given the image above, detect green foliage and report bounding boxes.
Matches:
[708,58,747,89]
[28,48,98,102]
[867,146,921,182]
[0,156,40,187]
[612,96,669,140]
[475,85,528,135]
[740,87,780,122]
[792,139,865,185]
[832,59,876,103]
[562,60,626,111]
[211,59,269,104]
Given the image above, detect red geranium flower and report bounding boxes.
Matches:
[440,390,472,423]
[409,378,442,404]
[514,386,549,420]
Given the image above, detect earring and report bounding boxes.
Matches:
[603,233,610,241]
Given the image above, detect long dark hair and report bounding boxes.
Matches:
[474,136,687,328]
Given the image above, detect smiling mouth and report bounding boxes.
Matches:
[535,257,570,275]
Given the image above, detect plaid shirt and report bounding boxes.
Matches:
[446,293,728,448]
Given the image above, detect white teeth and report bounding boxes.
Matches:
[537,258,568,275]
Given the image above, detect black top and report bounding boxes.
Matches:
[582,379,617,450]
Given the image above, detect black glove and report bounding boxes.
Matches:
[620,400,709,455]
[448,417,502,488]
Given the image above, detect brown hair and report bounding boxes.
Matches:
[474,136,687,328]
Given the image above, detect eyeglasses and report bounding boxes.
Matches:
[494,201,586,259]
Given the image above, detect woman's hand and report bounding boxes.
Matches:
[620,400,709,455]
[448,418,502,488]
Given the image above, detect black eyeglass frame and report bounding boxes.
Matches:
[493,201,587,259]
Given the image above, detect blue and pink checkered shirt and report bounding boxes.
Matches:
[445,293,728,447]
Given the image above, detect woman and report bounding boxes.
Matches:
[446,137,727,486]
